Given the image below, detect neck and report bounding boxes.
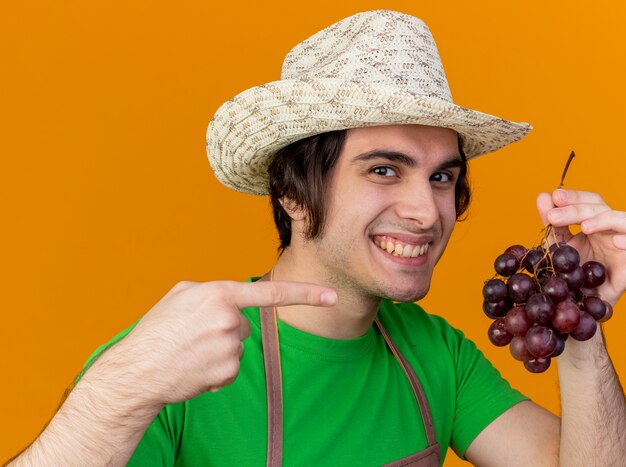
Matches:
[271,246,381,340]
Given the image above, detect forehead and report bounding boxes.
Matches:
[341,124,459,163]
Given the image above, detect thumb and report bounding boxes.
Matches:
[536,192,572,243]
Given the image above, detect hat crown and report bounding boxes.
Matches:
[281,10,452,102]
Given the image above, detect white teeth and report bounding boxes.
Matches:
[376,237,429,258]
[402,244,413,257]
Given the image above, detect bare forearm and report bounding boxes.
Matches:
[558,328,626,467]
[10,344,162,466]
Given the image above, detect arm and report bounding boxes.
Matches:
[545,189,626,465]
[466,189,626,467]
[558,327,625,465]
[8,280,337,466]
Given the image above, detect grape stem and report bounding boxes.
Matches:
[558,150,576,189]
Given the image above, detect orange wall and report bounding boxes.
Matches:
[2,1,625,465]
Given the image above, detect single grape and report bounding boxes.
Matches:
[525,293,555,325]
[581,296,606,321]
[559,267,585,289]
[570,311,598,341]
[525,325,558,358]
[505,244,528,262]
[552,300,581,333]
[523,248,547,274]
[598,301,613,323]
[582,261,606,288]
[524,357,551,373]
[509,336,533,361]
[483,299,511,319]
[552,244,580,273]
[483,279,508,303]
[507,273,535,303]
[494,253,520,277]
[541,277,569,303]
[504,305,532,336]
[488,318,513,346]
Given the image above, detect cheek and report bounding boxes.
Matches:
[438,196,458,231]
[331,185,386,217]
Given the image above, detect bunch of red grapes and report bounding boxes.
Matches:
[483,237,612,373]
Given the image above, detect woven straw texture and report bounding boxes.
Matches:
[206,10,532,195]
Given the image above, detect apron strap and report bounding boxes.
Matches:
[260,305,283,467]
[373,317,438,448]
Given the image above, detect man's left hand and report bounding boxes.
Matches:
[537,189,626,306]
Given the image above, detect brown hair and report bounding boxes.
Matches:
[268,129,470,251]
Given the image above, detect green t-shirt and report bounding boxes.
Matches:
[85,297,527,466]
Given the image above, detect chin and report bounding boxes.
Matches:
[380,284,430,303]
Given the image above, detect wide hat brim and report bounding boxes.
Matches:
[206,77,532,195]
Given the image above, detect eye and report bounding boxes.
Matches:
[371,166,397,177]
[430,171,453,183]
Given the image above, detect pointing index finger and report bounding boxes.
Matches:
[232,280,338,309]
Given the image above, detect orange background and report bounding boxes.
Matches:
[2,1,625,465]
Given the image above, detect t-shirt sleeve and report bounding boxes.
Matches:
[443,322,529,458]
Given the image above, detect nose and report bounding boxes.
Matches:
[393,181,439,229]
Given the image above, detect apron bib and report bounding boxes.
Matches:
[259,302,441,467]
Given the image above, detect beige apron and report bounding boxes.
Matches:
[259,304,441,467]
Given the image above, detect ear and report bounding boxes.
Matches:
[280,197,306,221]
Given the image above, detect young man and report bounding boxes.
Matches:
[10,9,626,466]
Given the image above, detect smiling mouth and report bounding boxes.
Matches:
[372,235,430,258]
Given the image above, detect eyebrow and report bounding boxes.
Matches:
[352,150,463,171]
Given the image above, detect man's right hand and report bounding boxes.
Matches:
[115,280,338,406]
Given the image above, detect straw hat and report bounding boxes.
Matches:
[206,9,531,195]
